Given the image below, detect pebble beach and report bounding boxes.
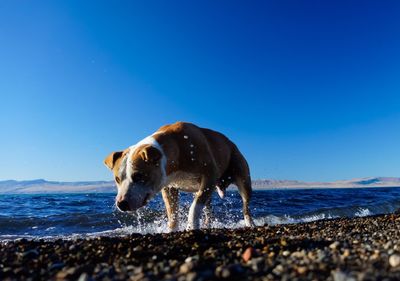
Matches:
[1,214,400,281]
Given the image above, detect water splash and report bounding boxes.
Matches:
[355,208,372,217]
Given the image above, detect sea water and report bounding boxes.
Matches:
[1,187,400,240]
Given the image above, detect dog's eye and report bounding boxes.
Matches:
[132,172,147,184]
[115,176,121,184]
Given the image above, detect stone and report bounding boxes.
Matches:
[242,247,253,262]
[77,273,89,281]
[389,254,400,267]
[179,262,194,274]
[329,241,340,250]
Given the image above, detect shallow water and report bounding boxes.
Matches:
[1,187,400,240]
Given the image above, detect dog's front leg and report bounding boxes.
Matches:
[161,186,179,231]
[187,177,214,230]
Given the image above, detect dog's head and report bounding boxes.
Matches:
[104,144,166,212]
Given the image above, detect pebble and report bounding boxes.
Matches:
[329,241,340,250]
[272,264,284,275]
[389,254,400,267]
[242,247,253,262]
[342,249,351,258]
[77,273,89,281]
[49,263,65,271]
[296,266,307,274]
[21,249,39,259]
[179,262,194,274]
[186,272,198,281]
[332,270,356,281]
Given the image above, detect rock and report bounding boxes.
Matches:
[179,262,194,274]
[221,268,231,279]
[186,272,198,281]
[13,267,25,275]
[389,254,400,267]
[250,257,264,271]
[242,247,253,262]
[342,249,351,258]
[130,272,146,281]
[290,251,304,258]
[332,270,356,281]
[272,264,284,275]
[50,262,65,271]
[55,266,78,279]
[77,273,89,281]
[184,255,199,263]
[216,264,244,279]
[268,251,275,258]
[384,241,392,250]
[22,249,39,259]
[296,266,307,274]
[329,241,340,250]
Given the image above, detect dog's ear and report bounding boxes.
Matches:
[140,145,162,164]
[104,151,123,170]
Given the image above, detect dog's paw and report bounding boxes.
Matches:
[186,223,200,231]
[245,217,255,227]
[168,225,179,232]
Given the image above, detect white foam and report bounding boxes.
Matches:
[355,208,372,217]
[253,213,338,226]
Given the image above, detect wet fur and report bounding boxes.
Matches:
[105,122,255,230]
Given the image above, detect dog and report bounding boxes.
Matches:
[104,122,254,230]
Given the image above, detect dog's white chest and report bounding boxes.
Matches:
[166,172,201,192]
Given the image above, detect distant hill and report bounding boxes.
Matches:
[252,177,400,189]
[0,179,115,194]
[0,177,399,194]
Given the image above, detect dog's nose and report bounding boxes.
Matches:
[117,200,131,211]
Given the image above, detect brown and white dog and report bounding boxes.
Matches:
[104,122,254,230]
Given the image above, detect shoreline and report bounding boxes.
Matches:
[1,214,400,280]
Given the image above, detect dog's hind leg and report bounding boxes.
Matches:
[203,199,213,228]
[236,177,255,227]
[162,186,179,231]
[230,148,255,227]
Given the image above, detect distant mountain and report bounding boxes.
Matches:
[0,177,399,194]
[252,177,400,189]
[0,179,115,194]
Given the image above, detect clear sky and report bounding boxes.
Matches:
[0,1,399,182]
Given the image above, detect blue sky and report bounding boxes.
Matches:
[0,1,399,181]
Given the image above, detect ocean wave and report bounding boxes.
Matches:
[1,188,400,240]
[0,207,380,241]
